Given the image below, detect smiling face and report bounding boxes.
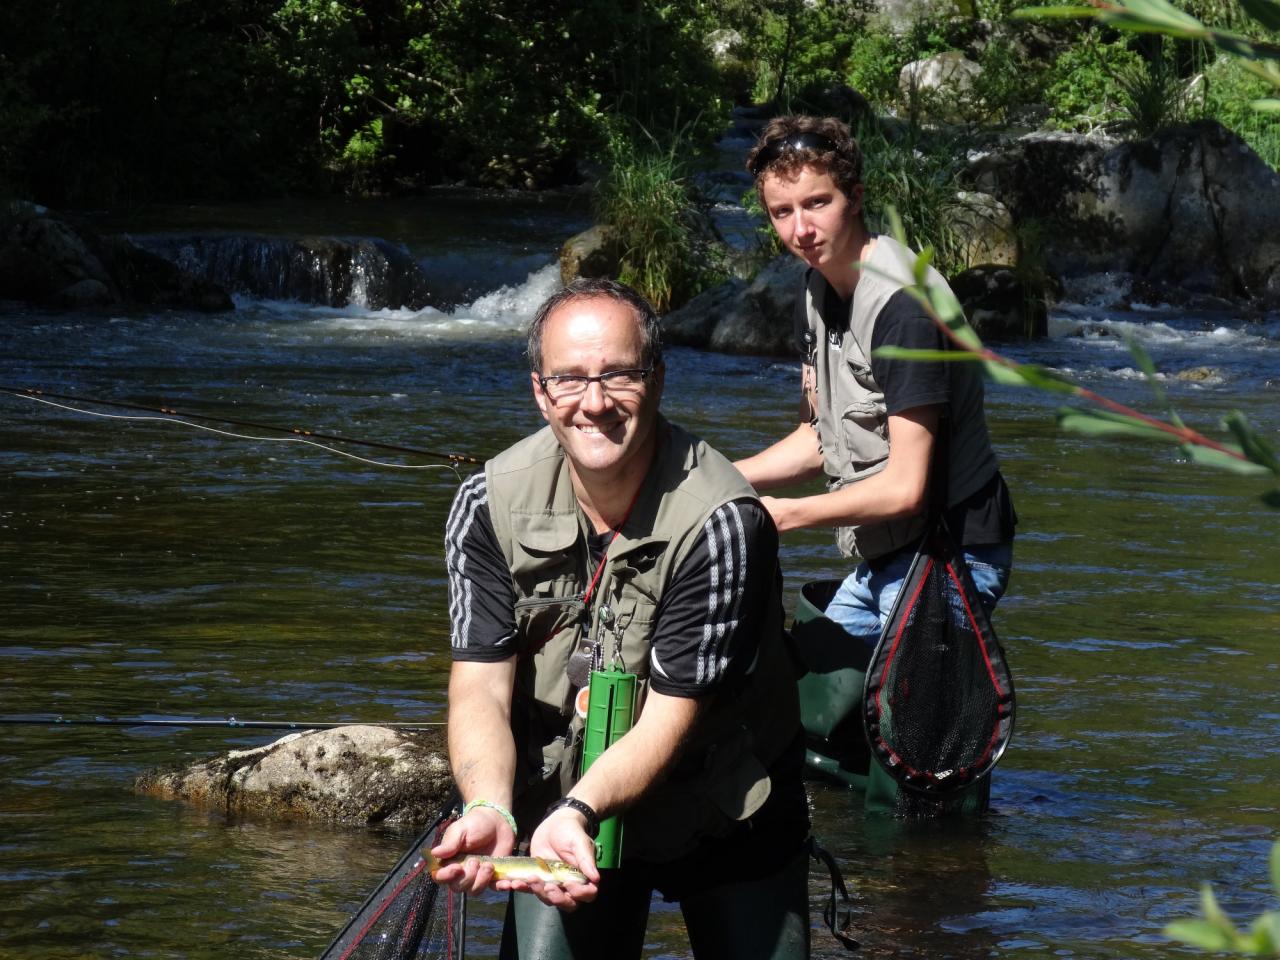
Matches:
[531,294,664,495]
[761,163,867,293]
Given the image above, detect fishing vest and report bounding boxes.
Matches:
[804,234,999,561]
[484,418,800,863]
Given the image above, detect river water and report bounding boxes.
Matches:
[2,191,1278,959]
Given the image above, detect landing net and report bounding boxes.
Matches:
[863,525,1015,801]
[320,798,465,960]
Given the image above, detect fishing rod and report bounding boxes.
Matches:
[1,385,483,467]
[0,715,443,731]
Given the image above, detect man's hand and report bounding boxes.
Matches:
[499,804,600,910]
[429,805,516,896]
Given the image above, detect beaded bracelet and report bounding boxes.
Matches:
[462,798,518,835]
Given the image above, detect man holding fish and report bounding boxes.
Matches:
[436,278,811,959]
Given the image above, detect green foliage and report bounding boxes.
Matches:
[845,31,914,107]
[1165,841,1280,955]
[1200,55,1280,167]
[0,0,735,205]
[858,127,971,278]
[971,36,1040,123]
[1017,0,1280,91]
[594,126,729,313]
[732,0,868,108]
[1044,35,1145,130]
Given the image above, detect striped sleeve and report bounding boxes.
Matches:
[648,499,779,697]
[444,472,519,659]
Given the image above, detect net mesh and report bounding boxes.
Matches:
[320,805,465,960]
[864,535,1014,799]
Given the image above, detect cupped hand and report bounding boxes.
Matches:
[429,807,516,896]
[501,806,600,909]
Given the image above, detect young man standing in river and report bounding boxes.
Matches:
[735,115,1017,652]
[433,278,810,959]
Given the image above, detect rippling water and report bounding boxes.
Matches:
[2,201,1278,958]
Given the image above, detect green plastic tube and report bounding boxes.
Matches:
[579,668,637,868]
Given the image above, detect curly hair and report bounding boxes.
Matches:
[745,115,863,207]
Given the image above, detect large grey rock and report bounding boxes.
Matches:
[135,725,453,826]
[662,255,805,356]
[900,51,983,120]
[949,192,1017,268]
[950,265,1048,340]
[559,225,623,285]
[966,120,1280,308]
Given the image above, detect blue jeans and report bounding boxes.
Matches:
[825,540,1013,648]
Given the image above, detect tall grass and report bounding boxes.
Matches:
[594,127,728,312]
[857,125,971,279]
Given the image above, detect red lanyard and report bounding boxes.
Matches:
[581,483,644,611]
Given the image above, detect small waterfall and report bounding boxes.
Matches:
[128,234,437,310]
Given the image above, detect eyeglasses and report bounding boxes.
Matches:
[537,367,652,403]
[749,132,838,176]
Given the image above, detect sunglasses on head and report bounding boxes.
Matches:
[749,132,838,176]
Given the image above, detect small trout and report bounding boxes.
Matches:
[425,851,588,886]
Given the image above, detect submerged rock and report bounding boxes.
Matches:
[135,725,454,826]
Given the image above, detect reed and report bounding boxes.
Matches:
[594,126,727,313]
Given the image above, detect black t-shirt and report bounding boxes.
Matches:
[793,283,1016,546]
[445,472,780,698]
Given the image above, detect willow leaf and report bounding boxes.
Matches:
[1222,410,1280,472]
[1164,919,1234,951]
[1185,443,1274,476]
[1254,98,1280,111]
[1011,4,1100,16]
[1057,407,1174,440]
[1199,883,1238,937]
[1248,911,1280,951]
[1110,0,1205,30]
[985,362,1037,387]
[873,347,978,362]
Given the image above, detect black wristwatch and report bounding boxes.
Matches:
[544,796,601,838]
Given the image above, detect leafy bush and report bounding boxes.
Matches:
[858,125,970,278]
[1199,55,1280,169]
[846,30,915,108]
[1044,34,1145,131]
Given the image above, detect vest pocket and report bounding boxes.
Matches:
[838,399,889,473]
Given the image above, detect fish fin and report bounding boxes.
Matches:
[424,850,443,879]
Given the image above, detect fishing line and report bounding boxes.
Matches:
[0,715,444,731]
[2,386,484,473]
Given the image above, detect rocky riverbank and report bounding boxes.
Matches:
[5,119,1277,349]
